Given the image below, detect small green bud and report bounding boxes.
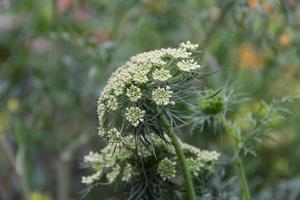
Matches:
[199,94,224,115]
[251,102,269,117]
[267,115,284,128]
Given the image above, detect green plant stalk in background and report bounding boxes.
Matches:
[160,114,196,200]
[220,115,252,200]
[0,135,30,200]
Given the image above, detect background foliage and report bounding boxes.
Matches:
[0,0,299,199]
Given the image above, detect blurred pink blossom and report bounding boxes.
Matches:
[73,6,91,22]
[56,0,73,13]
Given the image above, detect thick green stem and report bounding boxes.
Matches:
[160,114,196,200]
[220,115,251,200]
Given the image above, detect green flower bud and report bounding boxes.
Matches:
[199,94,225,115]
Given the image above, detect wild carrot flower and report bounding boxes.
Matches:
[125,106,145,127]
[157,158,176,180]
[152,86,174,106]
[96,41,203,146]
[152,68,172,82]
[83,42,221,199]
[176,59,200,72]
[82,135,219,195]
[126,85,142,102]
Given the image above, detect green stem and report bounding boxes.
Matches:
[236,157,251,200]
[0,135,30,200]
[220,115,251,200]
[57,152,71,200]
[160,114,196,200]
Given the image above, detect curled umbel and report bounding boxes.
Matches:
[83,42,220,199]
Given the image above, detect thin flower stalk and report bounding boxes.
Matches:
[220,114,251,200]
[160,113,196,200]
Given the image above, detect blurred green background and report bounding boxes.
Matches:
[0,0,299,199]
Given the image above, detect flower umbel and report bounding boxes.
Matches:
[152,86,175,106]
[177,59,200,72]
[96,42,202,144]
[186,158,202,176]
[122,164,134,182]
[82,171,101,184]
[106,95,118,111]
[179,41,199,50]
[107,164,121,184]
[158,158,176,181]
[84,42,213,199]
[126,85,142,102]
[125,107,145,127]
[152,68,172,82]
[83,134,219,189]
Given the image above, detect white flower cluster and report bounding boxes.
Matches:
[163,47,192,59]
[158,158,176,180]
[125,107,145,127]
[126,85,142,102]
[84,151,102,163]
[106,95,118,111]
[107,165,121,184]
[82,152,104,185]
[152,68,172,82]
[186,158,202,176]
[182,143,220,162]
[198,150,220,163]
[82,171,101,184]
[122,164,134,182]
[82,42,220,196]
[96,41,201,143]
[177,59,201,72]
[152,86,175,106]
[106,128,122,145]
[82,135,219,186]
[179,41,199,50]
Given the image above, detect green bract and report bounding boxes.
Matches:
[199,94,225,115]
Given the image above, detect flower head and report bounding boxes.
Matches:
[179,41,199,50]
[157,158,176,180]
[122,164,134,182]
[177,59,200,72]
[106,95,118,111]
[186,158,202,176]
[97,42,202,145]
[152,68,172,82]
[106,128,122,145]
[198,150,220,163]
[83,135,219,187]
[107,164,121,184]
[199,94,225,115]
[152,86,174,106]
[125,107,145,127]
[82,171,101,184]
[126,85,142,102]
